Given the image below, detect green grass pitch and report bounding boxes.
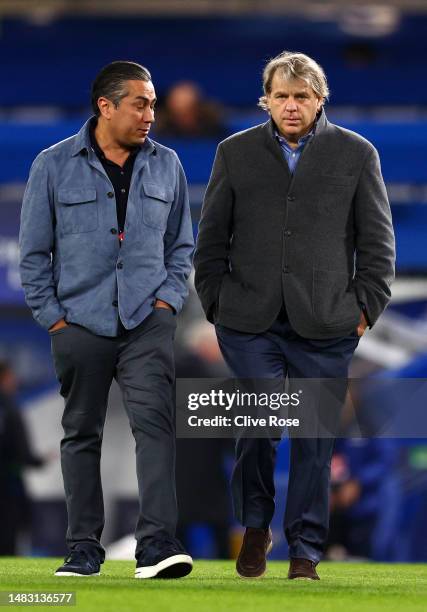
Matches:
[0,559,426,612]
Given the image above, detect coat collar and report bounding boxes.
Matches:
[264,106,329,144]
[262,107,329,169]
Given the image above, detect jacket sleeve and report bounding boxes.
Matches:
[353,146,395,327]
[19,152,66,330]
[194,143,233,323]
[155,155,194,314]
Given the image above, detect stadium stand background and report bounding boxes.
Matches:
[1,0,427,560]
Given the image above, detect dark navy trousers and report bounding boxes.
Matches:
[216,309,359,563]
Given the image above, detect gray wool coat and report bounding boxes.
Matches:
[194,109,395,339]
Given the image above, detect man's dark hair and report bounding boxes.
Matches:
[91,61,151,116]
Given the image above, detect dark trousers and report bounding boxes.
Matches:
[216,309,359,563]
[50,308,177,560]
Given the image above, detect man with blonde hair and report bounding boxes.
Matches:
[195,51,394,579]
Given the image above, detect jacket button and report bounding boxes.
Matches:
[110,228,117,234]
[112,300,118,307]
[287,195,295,201]
[283,266,290,273]
[107,191,114,198]
[117,262,123,269]
[284,230,292,236]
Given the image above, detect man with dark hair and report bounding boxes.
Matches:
[90,61,152,117]
[19,61,194,578]
[194,51,395,580]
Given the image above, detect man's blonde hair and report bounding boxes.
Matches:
[259,51,329,111]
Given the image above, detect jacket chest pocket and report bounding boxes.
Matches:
[58,188,98,234]
[142,182,173,230]
[318,174,354,196]
[313,175,354,219]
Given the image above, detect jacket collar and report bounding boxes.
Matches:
[262,107,329,168]
[264,106,328,143]
[71,116,156,158]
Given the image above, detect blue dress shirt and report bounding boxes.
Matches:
[275,128,314,174]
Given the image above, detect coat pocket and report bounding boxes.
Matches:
[58,187,98,234]
[142,182,173,230]
[320,174,354,187]
[312,269,361,327]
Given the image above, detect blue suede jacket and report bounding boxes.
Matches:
[19,118,194,336]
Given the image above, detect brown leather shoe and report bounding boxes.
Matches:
[236,527,273,578]
[288,557,320,580]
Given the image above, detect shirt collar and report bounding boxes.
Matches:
[275,121,316,150]
[89,117,140,161]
